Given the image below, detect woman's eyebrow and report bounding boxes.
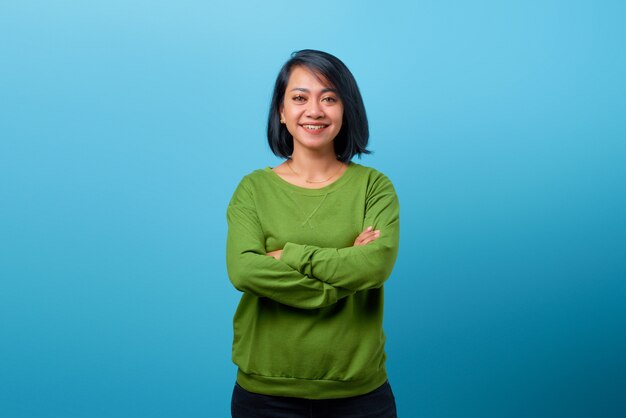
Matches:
[289,87,338,93]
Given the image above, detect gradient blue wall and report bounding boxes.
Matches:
[1,1,625,417]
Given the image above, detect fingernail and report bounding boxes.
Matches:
[367,226,373,231]
[375,230,381,235]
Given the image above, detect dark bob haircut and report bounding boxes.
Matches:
[267,49,370,163]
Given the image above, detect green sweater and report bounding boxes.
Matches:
[226,162,400,399]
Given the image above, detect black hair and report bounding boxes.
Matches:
[267,49,370,163]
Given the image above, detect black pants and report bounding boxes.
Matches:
[231,380,397,418]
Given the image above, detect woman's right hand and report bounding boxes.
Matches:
[353,226,381,246]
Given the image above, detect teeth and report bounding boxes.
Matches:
[303,125,326,130]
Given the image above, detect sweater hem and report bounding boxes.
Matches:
[236,368,388,400]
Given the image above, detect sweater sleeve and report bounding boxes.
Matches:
[280,173,400,292]
[226,176,355,309]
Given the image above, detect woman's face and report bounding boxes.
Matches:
[280,66,344,155]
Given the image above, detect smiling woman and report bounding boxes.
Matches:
[226,50,400,418]
[279,66,344,157]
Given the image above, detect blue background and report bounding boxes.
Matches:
[1,1,625,417]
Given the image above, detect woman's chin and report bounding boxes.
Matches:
[293,140,335,154]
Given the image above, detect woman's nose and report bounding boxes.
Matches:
[306,101,324,119]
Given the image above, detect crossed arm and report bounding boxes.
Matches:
[266,226,380,259]
[226,175,399,309]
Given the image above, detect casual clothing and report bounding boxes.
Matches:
[226,162,400,400]
[231,380,397,418]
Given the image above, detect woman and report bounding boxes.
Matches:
[226,49,400,417]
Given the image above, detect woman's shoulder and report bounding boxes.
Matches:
[242,167,270,180]
[227,168,272,205]
[348,163,398,205]
[350,162,395,185]
[231,166,273,189]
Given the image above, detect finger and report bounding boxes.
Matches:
[361,233,380,245]
[354,227,376,246]
[355,233,373,245]
[361,230,380,241]
[357,226,372,236]
[355,231,381,246]
[355,231,370,241]
[359,227,377,237]
[364,231,381,243]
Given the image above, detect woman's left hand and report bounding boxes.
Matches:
[266,249,283,260]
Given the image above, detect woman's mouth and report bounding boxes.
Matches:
[301,124,328,134]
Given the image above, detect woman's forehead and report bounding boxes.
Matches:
[287,65,334,90]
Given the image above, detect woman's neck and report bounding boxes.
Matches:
[289,148,345,181]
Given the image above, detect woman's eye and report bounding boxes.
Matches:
[293,95,306,102]
[322,96,337,103]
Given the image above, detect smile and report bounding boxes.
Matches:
[301,124,328,131]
